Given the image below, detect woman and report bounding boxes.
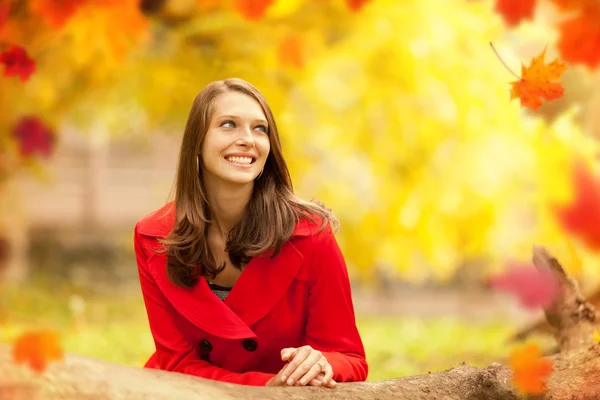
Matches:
[134,78,368,388]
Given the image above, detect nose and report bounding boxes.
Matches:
[236,125,255,147]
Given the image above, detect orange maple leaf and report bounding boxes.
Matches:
[494,0,538,27]
[492,44,567,111]
[509,343,553,394]
[556,7,600,68]
[29,0,87,29]
[12,329,64,373]
[554,161,600,251]
[233,0,275,20]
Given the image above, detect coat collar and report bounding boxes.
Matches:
[137,201,315,339]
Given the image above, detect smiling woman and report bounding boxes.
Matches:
[133,78,368,387]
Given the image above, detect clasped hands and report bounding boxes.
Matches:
[265,345,336,388]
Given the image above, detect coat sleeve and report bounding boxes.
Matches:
[304,227,369,382]
[134,224,274,386]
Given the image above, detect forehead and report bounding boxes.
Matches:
[211,91,266,120]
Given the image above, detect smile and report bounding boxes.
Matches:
[224,156,256,167]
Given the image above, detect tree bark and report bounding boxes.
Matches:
[2,246,600,400]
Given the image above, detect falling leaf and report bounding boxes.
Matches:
[346,0,370,12]
[554,161,600,251]
[509,343,553,394]
[508,49,568,111]
[594,328,600,343]
[278,34,306,69]
[12,116,55,158]
[494,0,538,27]
[12,329,64,373]
[488,263,560,309]
[233,0,275,20]
[556,10,600,69]
[491,43,567,111]
[0,45,36,82]
[29,0,87,29]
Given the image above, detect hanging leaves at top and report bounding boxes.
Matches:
[29,0,87,29]
[494,0,538,27]
[233,0,275,20]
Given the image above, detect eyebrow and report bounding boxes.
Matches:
[217,114,268,124]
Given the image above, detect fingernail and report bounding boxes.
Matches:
[299,378,307,385]
[286,378,294,386]
[280,375,287,383]
[332,380,337,386]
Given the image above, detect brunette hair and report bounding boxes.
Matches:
[160,78,339,288]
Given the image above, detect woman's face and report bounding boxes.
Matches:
[200,91,271,187]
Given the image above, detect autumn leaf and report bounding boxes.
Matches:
[0,45,36,82]
[29,0,87,29]
[494,0,537,27]
[509,343,553,394]
[556,9,600,69]
[12,116,55,158]
[346,0,371,12]
[491,44,568,111]
[233,0,275,20]
[278,34,306,69]
[488,263,559,309]
[554,161,600,251]
[594,328,600,344]
[12,329,64,373]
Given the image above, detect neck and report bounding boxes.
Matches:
[203,178,254,238]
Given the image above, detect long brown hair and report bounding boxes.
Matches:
[160,78,339,288]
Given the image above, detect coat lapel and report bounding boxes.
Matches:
[224,239,304,327]
[137,202,317,339]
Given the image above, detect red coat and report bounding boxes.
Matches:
[134,202,368,386]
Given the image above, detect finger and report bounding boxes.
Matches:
[321,363,335,386]
[285,350,322,386]
[280,347,297,362]
[298,363,322,386]
[280,346,312,384]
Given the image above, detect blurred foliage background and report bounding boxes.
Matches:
[1,0,600,381]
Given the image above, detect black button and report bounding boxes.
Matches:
[242,338,257,352]
[200,339,213,353]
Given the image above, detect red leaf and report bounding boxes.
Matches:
[494,0,538,27]
[0,45,36,82]
[556,9,600,69]
[233,0,275,20]
[12,116,55,158]
[554,161,600,250]
[488,263,559,309]
[509,343,553,394]
[346,0,370,12]
[12,330,64,373]
[29,0,87,29]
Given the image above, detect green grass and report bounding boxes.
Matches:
[0,282,543,381]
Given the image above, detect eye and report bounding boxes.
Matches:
[220,120,235,128]
[255,125,268,133]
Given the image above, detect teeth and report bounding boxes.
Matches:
[226,156,253,164]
